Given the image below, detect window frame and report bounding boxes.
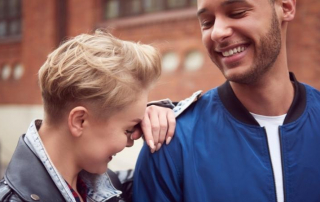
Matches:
[0,0,22,41]
[102,0,197,20]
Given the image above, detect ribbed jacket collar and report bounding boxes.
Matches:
[217,72,306,126]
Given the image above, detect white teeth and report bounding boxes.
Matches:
[222,46,246,57]
[233,48,238,53]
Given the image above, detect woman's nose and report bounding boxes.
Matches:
[126,135,134,147]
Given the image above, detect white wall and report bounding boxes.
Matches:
[0,105,44,166]
[0,105,143,176]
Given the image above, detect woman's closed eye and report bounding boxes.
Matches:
[125,126,137,135]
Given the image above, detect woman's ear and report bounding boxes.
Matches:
[281,0,296,22]
[68,106,88,138]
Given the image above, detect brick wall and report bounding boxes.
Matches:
[287,0,320,89]
[0,0,58,104]
[104,8,223,100]
[66,0,102,36]
[0,0,319,104]
[0,42,22,103]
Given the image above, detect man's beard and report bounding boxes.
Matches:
[227,9,282,84]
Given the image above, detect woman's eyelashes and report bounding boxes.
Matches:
[125,129,135,135]
[125,125,137,135]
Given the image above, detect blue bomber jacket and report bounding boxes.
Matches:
[133,73,320,202]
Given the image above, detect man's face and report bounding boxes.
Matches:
[197,0,282,84]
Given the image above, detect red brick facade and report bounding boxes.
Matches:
[0,0,319,104]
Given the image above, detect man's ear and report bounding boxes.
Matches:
[281,0,296,22]
[68,106,88,138]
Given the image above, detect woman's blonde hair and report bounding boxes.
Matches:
[38,30,161,121]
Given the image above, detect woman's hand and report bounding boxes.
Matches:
[131,106,176,153]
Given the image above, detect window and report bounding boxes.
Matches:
[1,64,11,80]
[184,50,204,72]
[162,52,179,73]
[167,0,187,9]
[104,0,120,19]
[190,0,197,6]
[103,0,196,19]
[0,0,22,39]
[144,0,164,13]
[13,63,24,80]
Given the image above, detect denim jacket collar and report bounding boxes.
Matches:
[24,120,122,202]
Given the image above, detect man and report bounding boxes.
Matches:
[133,0,320,201]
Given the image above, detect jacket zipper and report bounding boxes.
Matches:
[263,127,278,202]
[278,127,286,202]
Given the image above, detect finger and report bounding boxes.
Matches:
[157,110,169,150]
[141,112,156,153]
[147,107,161,146]
[166,110,176,145]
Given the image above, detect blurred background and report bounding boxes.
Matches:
[0,0,319,177]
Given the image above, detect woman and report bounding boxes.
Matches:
[0,31,164,202]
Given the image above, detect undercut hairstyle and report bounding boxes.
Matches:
[38,30,161,122]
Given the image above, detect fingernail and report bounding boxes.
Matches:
[166,137,172,145]
[156,143,162,151]
[148,140,155,149]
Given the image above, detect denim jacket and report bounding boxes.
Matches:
[0,120,124,202]
[0,91,202,202]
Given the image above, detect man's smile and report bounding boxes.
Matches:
[221,45,247,57]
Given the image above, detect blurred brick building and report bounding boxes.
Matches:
[0,0,319,173]
[1,0,319,104]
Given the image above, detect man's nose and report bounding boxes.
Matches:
[211,17,232,43]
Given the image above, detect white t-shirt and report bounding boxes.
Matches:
[250,112,286,202]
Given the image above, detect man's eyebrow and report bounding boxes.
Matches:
[222,0,247,6]
[197,0,248,16]
[197,8,207,17]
